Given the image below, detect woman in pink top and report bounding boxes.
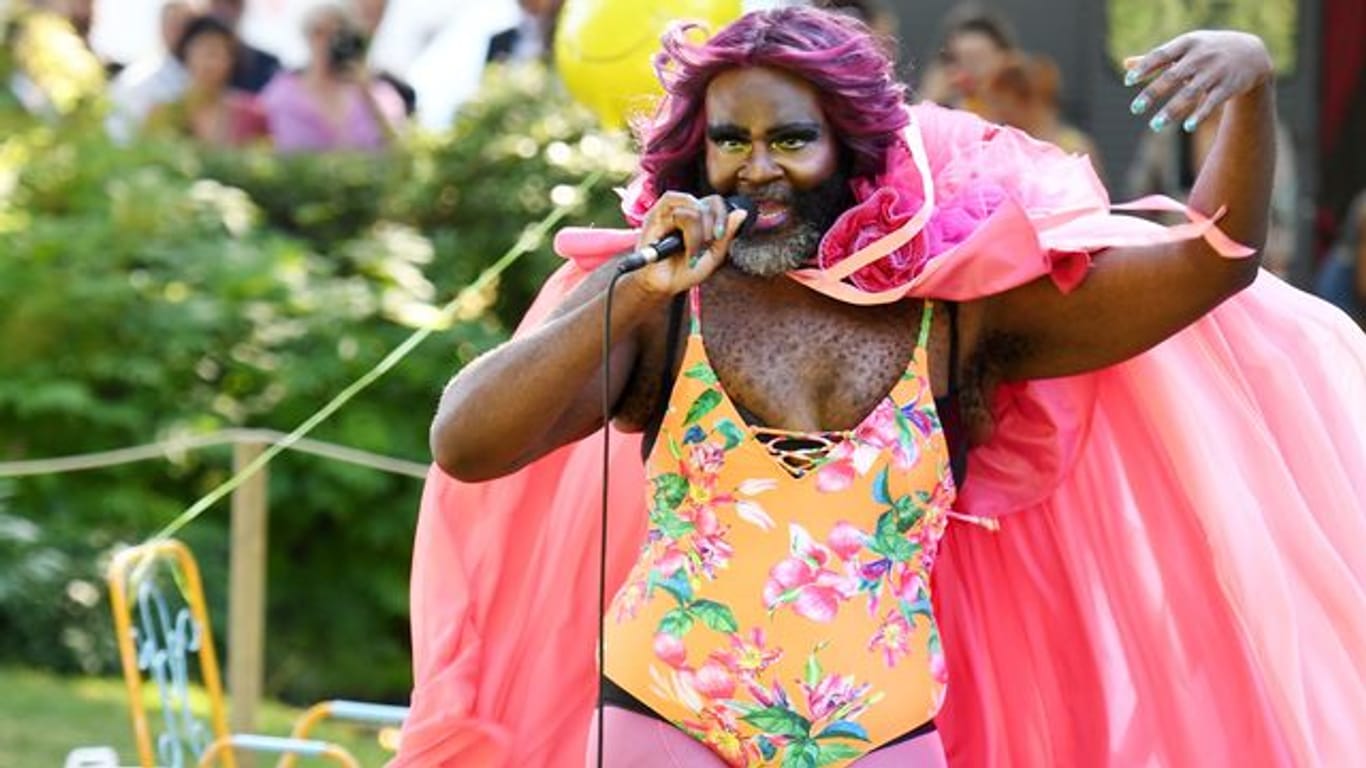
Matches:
[144,14,268,148]
[258,2,405,153]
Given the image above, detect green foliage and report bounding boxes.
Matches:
[0,4,107,116]
[1106,0,1298,75]
[0,62,633,703]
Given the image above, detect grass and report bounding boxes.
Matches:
[0,666,394,767]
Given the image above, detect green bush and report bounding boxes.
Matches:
[0,61,633,703]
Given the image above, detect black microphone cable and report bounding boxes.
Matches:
[598,268,625,768]
[595,197,753,767]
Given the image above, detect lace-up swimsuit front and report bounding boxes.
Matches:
[603,287,958,767]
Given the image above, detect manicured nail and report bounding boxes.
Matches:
[713,220,726,240]
[1124,68,1141,87]
[1129,95,1149,115]
[1182,116,1199,133]
[1149,113,1169,133]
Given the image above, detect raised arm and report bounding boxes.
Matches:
[430,193,748,481]
[972,31,1276,380]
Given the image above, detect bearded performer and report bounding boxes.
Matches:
[394,8,1366,767]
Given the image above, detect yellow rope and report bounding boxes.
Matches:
[0,428,428,478]
[144,170,605,543]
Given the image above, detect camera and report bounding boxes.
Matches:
[328,26,367,69]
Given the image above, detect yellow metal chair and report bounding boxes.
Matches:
[107,539,407,768]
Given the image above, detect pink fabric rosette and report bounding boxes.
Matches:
[816,140,930,292]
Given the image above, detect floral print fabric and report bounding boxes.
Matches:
[604,289,957,768]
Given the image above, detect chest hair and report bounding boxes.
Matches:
[698,271,928,432]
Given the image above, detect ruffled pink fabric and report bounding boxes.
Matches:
[393,265,651,768]
[936,272,1366,765]
[817,140,934,292]
[394,104,1366,767]
[790,103,1250,307]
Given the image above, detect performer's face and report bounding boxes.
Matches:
[704,67,849,277]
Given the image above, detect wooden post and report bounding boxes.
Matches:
[228,441,268,744]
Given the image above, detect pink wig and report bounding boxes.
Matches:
[632,7,909,208]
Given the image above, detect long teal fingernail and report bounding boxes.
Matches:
[1124,68,1140,87]
[713,220,726,240]
[1149,113,1169,133]
[1182,116,1198,133]
[1129,95,1149,115]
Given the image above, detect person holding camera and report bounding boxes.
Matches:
[258,0,406,153]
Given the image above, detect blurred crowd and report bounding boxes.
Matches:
[4,0,1363,325]
[4,0,574,149]
[916,6,1104,178]
[6,0,414,151]
[908,2,1361,326]
[8,0,483,149]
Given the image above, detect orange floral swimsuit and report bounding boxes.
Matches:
[604,287,958,767]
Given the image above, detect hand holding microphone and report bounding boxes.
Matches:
[617,194,756,288]
[598,193,754,768]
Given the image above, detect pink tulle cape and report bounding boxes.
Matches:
[392,104,1366,767]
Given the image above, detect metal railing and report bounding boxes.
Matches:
[0,429,428,735]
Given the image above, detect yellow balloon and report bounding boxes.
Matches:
[554,0,743,129]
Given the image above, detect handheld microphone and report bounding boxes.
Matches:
[616,195,757,274]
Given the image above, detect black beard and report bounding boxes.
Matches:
[705,170,853,278]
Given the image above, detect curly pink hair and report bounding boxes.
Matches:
[631,7,909,210]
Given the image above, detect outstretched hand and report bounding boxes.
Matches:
[1124,31,1273,134]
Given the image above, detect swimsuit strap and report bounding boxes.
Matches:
[687,285,702,335]
[916,299,934,351]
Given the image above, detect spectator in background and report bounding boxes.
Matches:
[4,1,107,117]
[38,0,115,72]
[258,1,405,153]
[362,0,454,83]
[44,0,95,42]
[206,0,280,93]
[397,3,536,131]
[143,14,267,147]
[1315,190,1366,326]
[353,0,416,115]
[811,0,899,44]
[485,0,561,64]
[352,0,387,35]
[106,0,198,144]
[983,52,1106,182]
[919,3,1014,116]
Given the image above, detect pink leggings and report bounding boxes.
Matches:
[585,706,948,767]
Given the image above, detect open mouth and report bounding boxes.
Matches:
[751,202,792,232]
